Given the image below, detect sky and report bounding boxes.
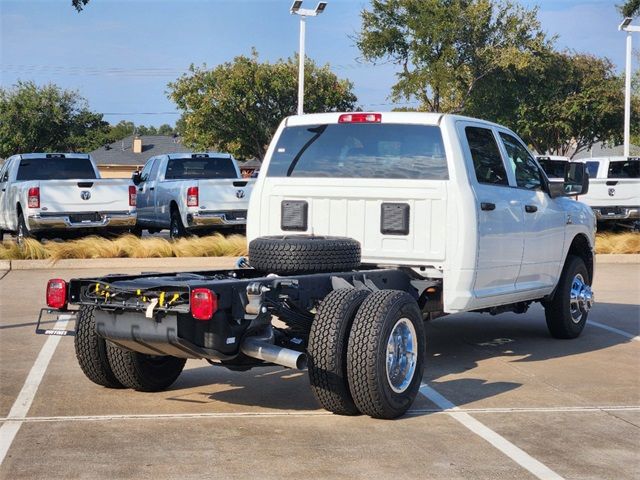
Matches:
[0,0,633,127]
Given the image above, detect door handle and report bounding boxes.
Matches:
[480,202,496,211]
[149,187,155,191]
[525,205,538,213]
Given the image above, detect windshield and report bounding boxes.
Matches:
[267,124,448,179]
[537,159,567,179]
[607,160,639,179]
[164,157,238,180]
[16,157,97,181]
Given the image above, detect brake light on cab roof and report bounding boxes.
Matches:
[338,113,382,124]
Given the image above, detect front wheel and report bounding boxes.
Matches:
[347,290,425,419]
[544,255,593,339]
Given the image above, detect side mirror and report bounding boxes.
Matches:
[132,171,142,186]
[548,163,589,198]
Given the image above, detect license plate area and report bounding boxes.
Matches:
[69,212,102,223]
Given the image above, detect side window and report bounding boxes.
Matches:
[585,162,599,178]
[465,127,509,186]
[139,159,156,182]
[499,133,542,190]
[148,158,161,180]
[0,163,8,183]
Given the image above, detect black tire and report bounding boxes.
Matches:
[169,209,188,239]
[129,226,143,237]
[347,290,425,419]
[248,235,361,275]
[308,288,371,415]
[106,344,186,392]
[74,305,124,388]
[545,255,592,339]
[17,212,33,245]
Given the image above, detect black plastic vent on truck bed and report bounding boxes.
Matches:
[281,200,308,231]
[381,203,410,235]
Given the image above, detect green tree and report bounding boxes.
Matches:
[0,81,110,157]
[466,51,631,157]
[357,0,550,112]
[72,0,90,12]
[168,51,357,159]
[618,0,640,17]
[157,124,175,136]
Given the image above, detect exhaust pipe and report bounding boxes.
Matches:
[241,337,308,370]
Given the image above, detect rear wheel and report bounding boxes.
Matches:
[308,288,371,415]
[347,290,425,419]
[169,210,187,239]
[16,212,33,245]
[106,344,186,392]
[545,255,593,339]
[74,305,124,388]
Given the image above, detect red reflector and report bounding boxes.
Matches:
[128,185,137,207]
[338,113,382,124]
[46,278,67,310]
[187,186,199,207]
[191,288,216,320]
[28,187,40,208]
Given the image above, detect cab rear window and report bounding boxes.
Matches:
[267,124,448,179]
[16,157,97,180]
[607,160,639,179]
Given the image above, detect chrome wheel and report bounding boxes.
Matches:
[569,273,593,324]
[386,318,418,394]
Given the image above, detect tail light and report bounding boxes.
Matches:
[46,278,67,310]
[338,113,381,124]
[128,185,137,206]
[28,187,40,208]
[187,186,199,207]
[190,288,216,320]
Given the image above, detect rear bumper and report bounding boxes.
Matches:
[187,210,247,227]
[592,206,640,221]
[27,211,136,231]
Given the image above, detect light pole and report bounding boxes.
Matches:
[619,17,640,157]
[290,1,328,115]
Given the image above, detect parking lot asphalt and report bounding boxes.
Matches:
[0,261,638,479]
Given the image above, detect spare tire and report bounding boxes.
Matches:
[249,235,361,275]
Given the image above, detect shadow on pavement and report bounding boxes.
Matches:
[149,302,638,412]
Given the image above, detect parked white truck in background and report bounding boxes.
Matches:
[538,155,640,230]
[133,153,253,238]
[40,112,596,419]
[0,153,136,242]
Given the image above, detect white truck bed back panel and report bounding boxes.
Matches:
[261,178,447,265]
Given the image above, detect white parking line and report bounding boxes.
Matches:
[419,384,565,480]
[0,317,69,465]
[2,405,639,424]
[589,320,640,341]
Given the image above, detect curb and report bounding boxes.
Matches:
[0,254,637,272]
[595,254,640,264]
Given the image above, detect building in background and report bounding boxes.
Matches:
[573,141,640,159]
[90,135,191,178]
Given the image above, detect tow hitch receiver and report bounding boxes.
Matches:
[35,309,77,336]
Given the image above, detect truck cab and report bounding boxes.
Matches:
[248,112,596,313]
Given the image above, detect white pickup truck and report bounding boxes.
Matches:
[0,153,136,242]
[133,153,253,238]
[39,112,595,419]
[538,155,640,230]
